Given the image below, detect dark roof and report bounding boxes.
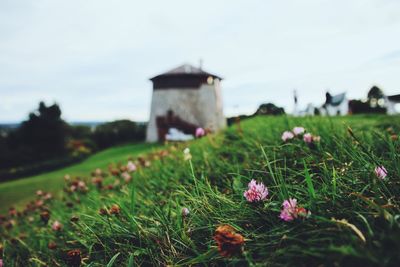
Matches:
[150,64,222,81]
[326,92,346,106]
[388,94,400,102]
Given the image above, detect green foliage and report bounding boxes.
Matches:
[0,102,147,181]
[92,120,146,149]
[227,103,285,126]
[1,115,400,266]
[1,102,69,170]
[254,103,285,116]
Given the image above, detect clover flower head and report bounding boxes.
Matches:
[44,193,52,200]
[243,179,268,202]
[293,127,305,136]
[110,204,120,215]
[375,166,387,180]
[52,220,63,231]
[303,133,313,143]
[127,161,137,172]
[121,172,132,183]
[195,127,206,138]
[182,207,190,217]
[279,198,310,222]
[282,131,294,142]
[76,181,88,192]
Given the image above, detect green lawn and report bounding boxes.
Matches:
[0,143,158,213]
[1,115,400,266]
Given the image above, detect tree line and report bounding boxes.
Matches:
[0,102,145,181]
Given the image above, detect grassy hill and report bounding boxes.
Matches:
[1,115,400,266]
[0,143,158,213]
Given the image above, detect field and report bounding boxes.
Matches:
[0,143,158,213]
[1,115,400,266]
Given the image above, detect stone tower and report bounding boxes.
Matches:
[146,63,225,142]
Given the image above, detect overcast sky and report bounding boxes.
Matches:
[1,0,400,122]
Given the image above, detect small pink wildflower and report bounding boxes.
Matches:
[279,198,310,222]
[0,259,3,267]
[374,166,387,180]
[293,127,305,136]
[121,172,132,183]
[35,200,44,208]
[195,127,206,138]
[281,131,294,142]
[182,207,190,217]
[126,161,137,173]
[52,220,63,231]
[43,193,52,200]
[303,133,313,143]
[77,181,87,191]
[243,179,268,202]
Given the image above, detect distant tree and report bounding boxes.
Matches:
[367,86,384,100]
[3,102,68,168]
[19,102,67,156]
[69,125,93,140]
[254,103,285,116]
[0,103,147,180]
[92,120,145,149]
[227,103,285,126]
[367,86,386,109]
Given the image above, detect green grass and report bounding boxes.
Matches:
[0,143,158,213]
[1,115,400,266]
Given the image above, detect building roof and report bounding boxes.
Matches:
[388,94,400,102]
[326,92,346,107]
[150,64,222,81]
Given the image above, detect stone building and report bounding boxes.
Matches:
[146,64,226,142]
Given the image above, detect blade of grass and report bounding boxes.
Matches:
[303,161,316,206]
[106,252,121,267]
